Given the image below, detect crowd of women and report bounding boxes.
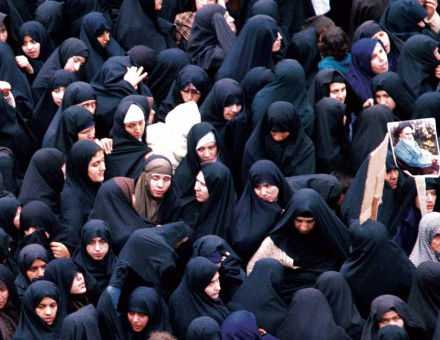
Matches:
[1,0,440,339]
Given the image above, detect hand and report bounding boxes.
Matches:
[362,98,374,108]
[425,0,438,19]
[258,329,267,336]
[50,242,70,258]
[435,64,440,79]
[0,81,11,97]
[15,55,34,74]
[123,66,148,90]
[95,138,113,154]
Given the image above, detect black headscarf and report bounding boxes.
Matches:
[146,48,189,108]
[221,310,278,340]
[0,264,19,340]
[397,34,440,98]
[13,280,62,340]
[178,161,237,240]
[72,219,116,294]
[32,38,88,102]
[350,104,394,172]
[340,220,415,318]
[315,271,365,339]
[313,97,349,173]
[157,64,210,122]
[240,66,273,110]
[104,101,152,180]
[349,0,391,37]
[276,288,351,340]
[216,15,277,82]
[79,12,125,82]
[407,261,440,335]
[34,1,64,45]
[169,256,229,339]
[115,0,175,51]
[187,316,221,340]
[187,4,235,75]
[372,71,416,120]
[0,196,19,242]
[60,140,102,234]
[62,0,96,38]
[242,101,315,181]
[228,258,286,334]
[412,92,440,130]
[59,304,101,340]
[14,244,51,302]
[18,148,66,216]
[361,294,428,340]
[89,177,153,253]
[228,159,293,261]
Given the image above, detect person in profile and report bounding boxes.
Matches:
[393,121,439,175]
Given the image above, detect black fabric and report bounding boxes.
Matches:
[72,219,116,295]
[59,304,101,340]
[269,188,350,302]
[115,0,175,51]
[228,159,293,261]
[361,294,428,340]
[313,97,349,173]
[0,196,20,242]
[242,101,315,181]
[276,288,351,340]
[186,316,221,340]
[407,261,440,336]
[350,104,394,172]
[178,161,237,240]
[169,256,229,339]
[0,228,17,275]
[62,0,96,38]
[377,325,409,340]
[32,38,88,103]
[216,15,277,83]
[18,148,65,216]
[12,280,62,340]
[315,271,365,340]
[412,92,440,130]
[173,122,221,194]
[192,235,245,304]
[372,71,416,120]
[147,48,190,108]
[349,0,391,36]
[60,140,102,234]
[240,66,273,110]
[187,4,235,75]
[157,64,210,122]
[228,258,286,334]
[89,177,153,253]
[34,1,64,45]
[340,220,416,318]
[79,12,125,82]
[0,263,19,339]
[397,34,440,98]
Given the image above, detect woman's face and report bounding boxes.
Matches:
[22,35,41,59]
[370,43,388,74]
[0,285,9,309]
[86,237,109,260]
[0,26,7,42]
[329,82,346,103]
[77,100,97,115]
[70,272,87,294]
[372,31,390,54]
[51,87,65,107]
[87,150,106,183]
[148,173,172,198]
[223,104,241,121]
[180,89,201,103]
[35,296,57,325]
[154,0,163,10]
[431,234,440,252]
[96,30,111,48]
[124,119,145,140]
[128,312,149,332]
[270,131,290,142]
[26,259,47,281]
[77,125,95,141]
[194,171,209,202]
[375,90,396,110]
[272,32,282,53]
[64,56,86,72]
[196,141,217,163]
[293,216,316,234]
[204,271,221,299]
[254,183,279,202]
[378,310,404,329]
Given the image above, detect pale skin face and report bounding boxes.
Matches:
[378,310,404,329]
[204,271,221,299]
[87,150,106,183]
[375,90,396,110]
[194,171,209,202]
[0,27,7,42]
[128,312,149,332]
[96,30,111,48]
[124,119,145,140]
[180,89,201,103]
[399,126,414,142]
[22,36,41,59]
[415,189,437,213]
[70,272,87,294]
[329,82,346,103]
[86,237,109,260]
[149,173,172,198]
[0,286,9,309]
[35,297,58,326]
[26,259,47,281]
[51,87,65,107]
[77,100,96,115]
[77,125,95,141]
[254,183,279,202]
[372,31,391,54]
[196,141,218,163]
[223,104,241,121]
[385,169,399,190]
[64,56,86,73]
[370,43,388,74]
[272,32,282,52]
[270,131,290,142]
[294,216,316,234]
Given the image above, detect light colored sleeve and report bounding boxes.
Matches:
[3,92,15,108]
[426,11,440,33]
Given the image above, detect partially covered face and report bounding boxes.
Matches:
[204,271,221,299]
